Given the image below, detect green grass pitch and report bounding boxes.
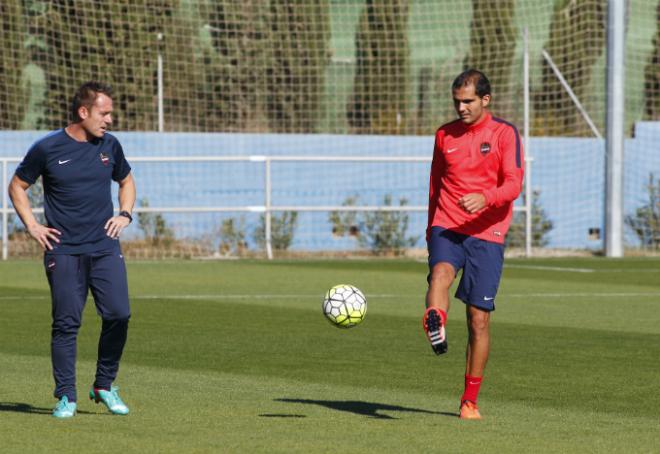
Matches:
[1,257,659,453]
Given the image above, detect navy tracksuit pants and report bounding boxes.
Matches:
[44,244,130,402]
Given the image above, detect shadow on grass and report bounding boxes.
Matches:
[275,398,458,420]
[259,413,307,418]
[0,402,96,415]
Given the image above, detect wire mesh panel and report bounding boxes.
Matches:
[2,0,657,135]
[1,1,660,255]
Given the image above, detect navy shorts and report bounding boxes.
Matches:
[427,226,504,311]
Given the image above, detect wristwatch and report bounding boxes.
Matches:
[119,210,133,223]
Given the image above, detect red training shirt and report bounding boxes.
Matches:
[427,111,524,245]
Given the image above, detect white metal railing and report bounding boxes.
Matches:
[1,155,530,260]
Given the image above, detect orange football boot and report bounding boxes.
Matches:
[459,400,482,420]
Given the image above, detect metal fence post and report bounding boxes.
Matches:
[523,27,532,257]
[265,158,273,260]
[2,159,8,260]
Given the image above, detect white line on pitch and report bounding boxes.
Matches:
[504,265,595,273]
[417,260,598,273]
[139,292,660,299]
[0,294,395,301]
[506,292,660,298]
[505,265,660,273]
[135,294,326,299]
[584,269,660,273]
[0,296,50,300]
[2,292,660,301]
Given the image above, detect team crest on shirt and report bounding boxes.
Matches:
[100,152,110,166]
[480,142,491,156]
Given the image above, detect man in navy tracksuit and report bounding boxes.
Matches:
[8,81,136,418]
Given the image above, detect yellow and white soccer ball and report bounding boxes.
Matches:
[322,284,367,328]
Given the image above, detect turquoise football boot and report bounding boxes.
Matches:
[52,396,77,418]
[89,386,129,415]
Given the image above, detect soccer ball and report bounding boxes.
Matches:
[322,284,367,328]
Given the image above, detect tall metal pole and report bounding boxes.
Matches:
[605,0,625,257]
[523,27,532,257]
[157,33,164,133]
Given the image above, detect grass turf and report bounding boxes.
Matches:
[1,257,659,453]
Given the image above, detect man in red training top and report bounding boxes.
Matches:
[423,69,524,420]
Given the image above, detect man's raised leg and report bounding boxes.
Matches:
[423,262,455,355]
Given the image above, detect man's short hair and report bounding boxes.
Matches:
[71,81,113,122]
[452,69,491,98]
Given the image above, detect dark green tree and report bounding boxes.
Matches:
[644,2,660,120]
[0,0,26,129]
[347,0,410,134]
[199,0,331,133]
[534,0,606,136]
[463,0,517,122]
[266,0,331,133]
[27,1,180,130]
[198,1,271,132]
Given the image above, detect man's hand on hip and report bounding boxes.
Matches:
[28,223,61,250]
